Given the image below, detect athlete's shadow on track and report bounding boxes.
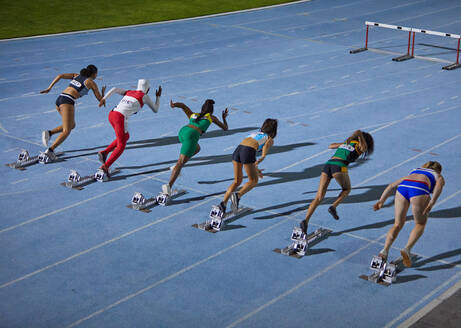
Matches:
[60,126,258,160]
[413,247,461,272]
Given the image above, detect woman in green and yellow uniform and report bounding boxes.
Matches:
[299,130,374,233]
[163,99,228,195]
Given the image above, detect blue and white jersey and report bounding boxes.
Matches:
[409,168,438,192]
[248,131,269,151]
[68,75,89,97]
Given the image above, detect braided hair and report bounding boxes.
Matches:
[195,99,215,121]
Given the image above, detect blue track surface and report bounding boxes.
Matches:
[1,0,461,327]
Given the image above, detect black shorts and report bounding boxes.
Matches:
[322,162,348,178]
[232,145,256,164]
[56,93,75,107]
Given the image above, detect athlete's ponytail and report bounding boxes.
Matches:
[361,132,374,156]
[80,64,98,78]
[260,118,278,138]
[195,99,215,121]
[422,161,442,173]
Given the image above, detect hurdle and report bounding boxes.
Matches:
[350,21,461,70]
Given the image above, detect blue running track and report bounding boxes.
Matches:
[1,0,461,327]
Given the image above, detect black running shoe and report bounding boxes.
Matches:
[218,201,226,214]
[100,165,111,179]
[230,192,240,213]
[328,206,339,220]
[299,220,308,234]
[98,151,107,164]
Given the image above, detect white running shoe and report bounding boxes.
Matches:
[42,130,50,147]
[162,184,171,196]
[44,148,57,161]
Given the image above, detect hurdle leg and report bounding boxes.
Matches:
[392,30,414,62]
[442,38,461,70]
[350,25,368,54]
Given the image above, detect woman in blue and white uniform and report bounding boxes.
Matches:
[40,65,105,160]
[373,161,445,267]
[218,118,277,214]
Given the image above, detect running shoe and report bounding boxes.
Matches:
[42,130,50,147]
[401,248,412,267]
[230,192,240,213]
[299,220,308,234]
[44,148,57,161]
[328,206,339,220]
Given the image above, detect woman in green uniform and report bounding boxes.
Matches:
[299,130,374,233]
[163,99,228,195]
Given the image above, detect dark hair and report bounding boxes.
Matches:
[362,132,374,156]
[195,99,215,121]
[422,161,442,173]
[80,64,98,78]
[260,118,278,138]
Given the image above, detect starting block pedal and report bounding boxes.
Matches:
[192,206,252,233]
[274,227,332,258]
[360,254,418,286]
[61,168,120,190]
[6,150,62,170]
[127,189,187,212]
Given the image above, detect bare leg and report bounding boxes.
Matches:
[303,173,331,224]
[405,195,430,251]
[223,161,243,204]
[331,172,351,208]
[49,104,75,150]
[238,163,259,197]
[49,106,63,136]
[380,192,410,259]
[168,144,200,188]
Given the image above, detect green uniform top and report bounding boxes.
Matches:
[327,140,361,167]
[189,113,212,133]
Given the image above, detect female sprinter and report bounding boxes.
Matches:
[40,65,105,161]
[373,161,445,267]
[97,80,162,176]
[217,119,277,214]
[299,130,374,234]
[162,99,228,195]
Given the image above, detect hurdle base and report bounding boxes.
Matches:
[350,47,368,54]
[392,54,414,62]
[442,63,461,70]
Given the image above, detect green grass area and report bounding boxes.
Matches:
[0,0,298,39]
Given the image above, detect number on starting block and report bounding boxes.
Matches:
[156,192,170,206]
[94,169,108,182]
[18,150,30,162]
[38,152,50,164]
[382,263,397,284]
[209,205,224,220]
[68,170,81,183]
[131,192,146,206]
[370,255,386,271]
[291,227,306,241]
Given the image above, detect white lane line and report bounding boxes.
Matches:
[45,168,61,174]
[0,196,217,290]
[451,95,458,100]
[437,100,445,106]
[396,274,461,328]
[4,147,20,152]
[0,189,38,197]
[0,132,42,147]
[65,218,290,328]
[10,178,28,185]
[228,79,258,88]
[421,107,430,112]
[0,171,165,234]
[0,120,8,133]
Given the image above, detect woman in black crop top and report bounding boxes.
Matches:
[39,65,105,161]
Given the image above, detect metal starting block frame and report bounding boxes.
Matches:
[274,227,332,258]
[127,189,187,212]
[6,150,62,170]
[192,206,252,233]
[360,254,418,286]
[61,168,120,190]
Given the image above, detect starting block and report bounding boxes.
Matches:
[61,168,120,190]
[360,254,418,286]
[6,150,61,170]
[192,206,252,233]
[274,227,332,258]
[127,189,187,212]
[38,151,52,164]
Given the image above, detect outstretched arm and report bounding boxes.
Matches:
[211,108,229,131]
[98,87,126,107]
[255,138,274,166]
[86,79,106,102]
[40,73,77,93]
[424,175,445,215]
[144,85,162,113]
[170,100,193,118]
[373,177,405,210]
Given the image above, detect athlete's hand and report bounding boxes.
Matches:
[373,201,383,211]
[257,168,264,179]
[156,86,162,97]
[222,108,229,119]
[423,203,433,215]
[40,88,51,94]
[170,100,175,109]
[99,99,106,108]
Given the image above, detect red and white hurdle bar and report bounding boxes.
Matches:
[350,21,461,70]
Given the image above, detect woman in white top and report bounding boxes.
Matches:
[97,79,161,176]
